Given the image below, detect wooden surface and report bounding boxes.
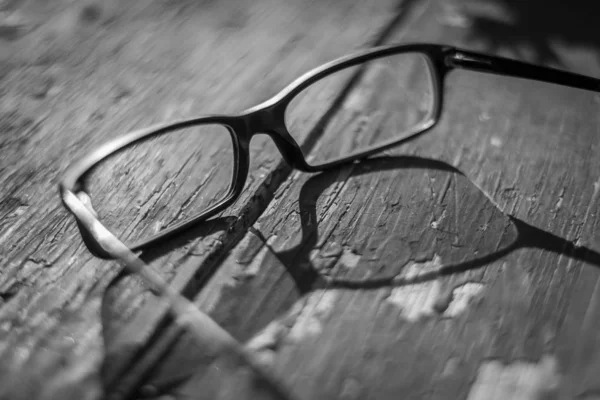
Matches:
[1,0,600,399]
[0,1,402,399]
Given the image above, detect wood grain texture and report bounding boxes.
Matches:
[0,0,403,399]
[136,0,600,399]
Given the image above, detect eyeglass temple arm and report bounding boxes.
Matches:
[444,48,600,93]
[60,189,295,398]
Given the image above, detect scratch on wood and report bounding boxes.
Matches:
[437,174,453,204]
[575,176,600,247]
[310,241,344,272]
[467,355,560,400]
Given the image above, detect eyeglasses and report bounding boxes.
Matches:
[60,43,600,259]
[58,42,600,395]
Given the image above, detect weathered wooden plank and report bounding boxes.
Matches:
[0,0,404,399]
[136,0,600,399]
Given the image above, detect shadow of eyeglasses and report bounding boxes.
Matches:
[464,0,600,67]
[101,154,600,400]
[252,155,600,294]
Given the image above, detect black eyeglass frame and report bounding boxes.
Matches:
[59,43,600,258]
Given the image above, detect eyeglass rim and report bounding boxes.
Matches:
[59,42,600,257]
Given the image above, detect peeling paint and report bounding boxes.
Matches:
[581,177,600,234]
[235,231,266,265]
[246,319,285,354]
[288,290,338,342]
[387,280,442,321]
[339,247,361,269]
[467,355,560,400]
[388,256,484,321]
[402,254,443,280]
[310,242,344,272]
[490,136,502,147]
[252,347,277,368]
[233,235,277,281]
[12,205,27,216]
[321,242,343,258]
[247,290,339,353]
[555,196,563,210]
[444,282,485,317]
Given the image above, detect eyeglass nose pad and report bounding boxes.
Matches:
[264,128,308,170]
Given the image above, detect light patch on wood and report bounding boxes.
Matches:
[245,321,283,367]
[387,280,442,321]
[163,98,194,120]
[246,320,284,353]
[402,254,443,280]
[554,188,564,212]
[287,290,338,342]
[439,3,471,28]
[339,247,361,269]
[464,1,516,23]
[442,357,460,377]
[479,111,491,121]
[490,136,502,147]
[242,245,267,278]
[467,355,560,400]
[344,80,380,111]
[444,282,485,317]
[12,205,27,216]
[0,224,18,245]
[247,290,340,354]
[576,176,600,248]
[235,235,277,280]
